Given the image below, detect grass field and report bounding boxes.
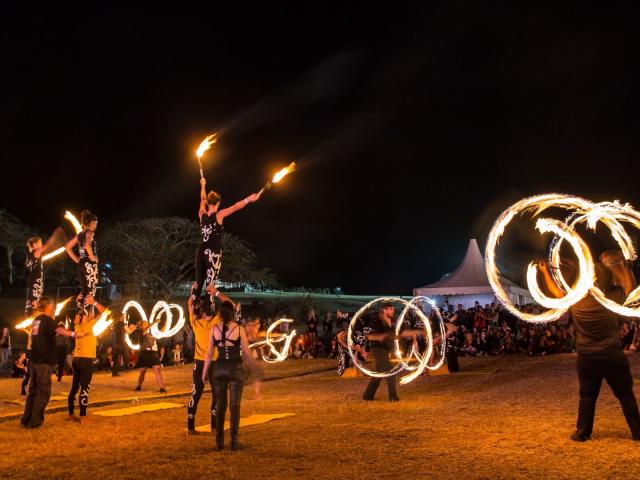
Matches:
[2,355,640,479]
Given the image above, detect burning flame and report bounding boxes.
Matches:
[485,194,640,323]
[15,318,34,330]
[42,211,83,262]
[15,297,73,330]
[55,297,73,317]
[196,134,218,159]
[271,162,296,184]
[92,309,113,336]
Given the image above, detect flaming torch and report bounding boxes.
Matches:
[259,162,297,196]
[196,134,218,179]
[15,296,73,330]
[92,309,113,336]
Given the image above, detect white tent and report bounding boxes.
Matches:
[413,239,533,309]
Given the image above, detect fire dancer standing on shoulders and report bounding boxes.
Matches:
[65,210,99,316]
[190,177,262,310]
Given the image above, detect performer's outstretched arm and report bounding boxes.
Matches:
[199,177,208,219]
[536,260,564,298]
[216,191,262,223]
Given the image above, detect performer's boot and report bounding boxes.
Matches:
[619,394,640,440]
[573,397,596,441]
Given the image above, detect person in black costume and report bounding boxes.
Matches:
[362,302,421,402]
[202,300,257,451]
[65,210,99,316]
[538,251,640,442]
[191,177,263,310]
[24,237,44,316]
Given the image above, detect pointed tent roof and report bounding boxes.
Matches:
[414,239,531,297]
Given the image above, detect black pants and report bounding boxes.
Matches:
[187,360,216,430]
[363,346,398,401]
[21,351,31,395]
[576,353,640,439]
[76,260,98,314]
[214,362,244,444]
[21,363,52,428]
[68,357,94,416]
[446,349,460,373]
[112,345,127,375]
[337,343,350,376]
[191,244,222,308]
[56,345,68,381]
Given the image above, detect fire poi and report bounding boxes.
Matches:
[485,194,640,323]
[346,296,445,385]
[122,300,186,350]
[249,318,297,363]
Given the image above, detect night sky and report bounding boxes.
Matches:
[2,4,639,294]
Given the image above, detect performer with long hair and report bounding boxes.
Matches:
[65,210,99,315]
[203,299,257,451]
[190,177,262,307]
[67,297,106,423]
[24,237,44,316]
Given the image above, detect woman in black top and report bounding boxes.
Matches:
[203,300,256,451]
[25,237,44,316]
[191,177,262,309]
[133,321,167,393]
[65,210,99,316]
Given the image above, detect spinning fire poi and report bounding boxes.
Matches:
[346,297,445,401]
[485,194,640,323]
[485,193,640,442]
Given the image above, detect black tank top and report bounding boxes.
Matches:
[213,323,242,364]
[77,231,97,262]
[25,249,42,277]
[200,212,223,251]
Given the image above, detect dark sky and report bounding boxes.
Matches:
[2,4,639,294]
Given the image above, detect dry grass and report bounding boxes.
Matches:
[2,355,640,479]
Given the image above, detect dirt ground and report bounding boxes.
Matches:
[1,354,640,480]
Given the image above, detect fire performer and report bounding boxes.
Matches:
[362,302,421,402]
[64,210,99,315]
[203,298,258,451]
[24,237,45,316]
[186,284,237,434]
[67,297,107,423]
[537,251,640,441]
[190,177,262,308]
[21,297,84,428]
[133,320,167,393]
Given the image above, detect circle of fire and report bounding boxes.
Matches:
[122,301,186,350]
[346,297,445,385]
[249,318,297,363]
[485,194,640,323]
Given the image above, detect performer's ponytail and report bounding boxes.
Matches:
[81,209,98,227]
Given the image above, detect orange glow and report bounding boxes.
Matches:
[271,162,296,184]
[196,134,217,159]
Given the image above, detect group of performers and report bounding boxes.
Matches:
[18,179,264,450]
[15,177,640,445]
